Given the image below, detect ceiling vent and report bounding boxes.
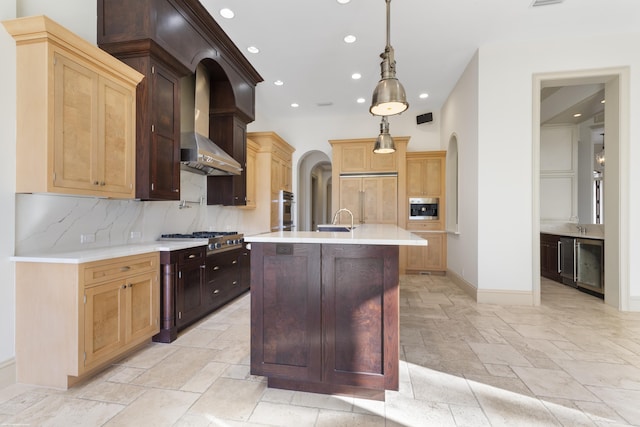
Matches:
[531,0,564,6]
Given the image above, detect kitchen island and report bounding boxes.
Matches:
[245,224,427,400]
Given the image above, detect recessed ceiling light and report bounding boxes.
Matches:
[357,98,366,104]
[220,8,235,19]
[419,93,429,99]
[247,46,260,54]
[573,113,582,118]
[337,0,351,4]
[274,80,284,86]
[351,73,361,80]
[291,103,299,108]
[344,35,356,44]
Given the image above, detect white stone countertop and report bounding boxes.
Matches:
[10,239,209,264]
[245,224,429,246]
[540,223,604,240]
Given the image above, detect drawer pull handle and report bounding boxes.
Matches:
[213,266,220,270]
[188,254,196,259]
[200,265,206,269]
[120,266,130,272]
[232,281,238,286]
[213,289,220,295]
[232,260,238,264]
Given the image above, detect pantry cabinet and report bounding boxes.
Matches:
[15,252,160,389]
[246,132,295,232]
[402,151,447,273]
[329,137,409,229]
[339,176,398,224]
[4,16,142,198]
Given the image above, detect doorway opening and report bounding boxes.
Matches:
[297,150,332,231]
[533,68,630,310]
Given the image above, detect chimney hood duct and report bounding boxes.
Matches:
[180,132,242,176]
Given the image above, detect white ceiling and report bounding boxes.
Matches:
[201,0,640,122]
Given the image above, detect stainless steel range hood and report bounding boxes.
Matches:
[180,132,242,176]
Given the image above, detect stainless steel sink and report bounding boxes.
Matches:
[316,224,357,232]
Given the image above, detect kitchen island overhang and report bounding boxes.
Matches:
[245,224,427,400]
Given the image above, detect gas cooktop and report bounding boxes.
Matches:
[160,231,244,254]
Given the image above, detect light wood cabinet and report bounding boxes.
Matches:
[407,152,445,198]
[402,151,447,273]
[4,16,143,198]
[334,141,398,173]
[339,176,397,224]
[329,137,409,229]
[15,252,159,389]
[405,232,447,273]
[242,139,258,209]
[246,132,295,231]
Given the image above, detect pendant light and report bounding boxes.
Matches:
[373,117,395,153]
[370,0,408,116]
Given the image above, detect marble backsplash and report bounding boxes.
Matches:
[14,171,263,255]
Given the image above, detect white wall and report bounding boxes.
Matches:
[440,52,480,287]
[0,2,17,377]
[476,33,640,300]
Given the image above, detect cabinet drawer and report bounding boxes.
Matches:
[84,253,158,287]
[407,220,443,231]
[177,246,206,264]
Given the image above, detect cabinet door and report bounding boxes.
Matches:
[406,233,446,272]
[250,243,322,381]
[149,62,180,200]
[339,178,363,224]
[125,271,159,344]
[53,52,98,192]
[245,145,256,208]
[362,177,397,224]
[176,257,206,328]
[406,159,424,197]
[340,144,368,173]
[322,244,399,390]
[84,280,126,369]
[98,76,135,196]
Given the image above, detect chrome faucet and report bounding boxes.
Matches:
[576,225,587,234]
[332,208,354,230]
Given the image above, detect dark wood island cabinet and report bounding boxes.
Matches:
[246,225,426,401]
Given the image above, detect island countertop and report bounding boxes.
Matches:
[245,223,428,246]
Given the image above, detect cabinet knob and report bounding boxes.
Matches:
[120,266,131,272]
[188,254,196,259]
[232,260,237,265]
[213,289,220,295]
[213,266,220,271]
[128,283,133,288]
[94,181,99,185]
[232,281,238,286]
[200,265,206,269]
[100,181,106,186]
[121,284,127,289]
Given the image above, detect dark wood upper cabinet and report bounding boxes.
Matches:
[97,0,263,201]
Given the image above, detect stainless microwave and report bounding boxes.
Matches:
[409,197,439,220]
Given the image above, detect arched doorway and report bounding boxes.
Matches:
[297,151,332,231]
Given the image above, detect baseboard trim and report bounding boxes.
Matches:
[628,296,640,312]
[477,289,534,306]
[446,269,534,306]
[0,358,16,389]
[447,269,477,301]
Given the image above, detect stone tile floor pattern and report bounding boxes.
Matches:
[1,275,640,426]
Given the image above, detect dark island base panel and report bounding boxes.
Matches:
[268,377,389,401]
[250,242,399,401]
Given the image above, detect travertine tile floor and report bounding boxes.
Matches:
[1,275,640,426]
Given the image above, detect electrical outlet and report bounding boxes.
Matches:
[80,233,95,244]
[130,231,141,239]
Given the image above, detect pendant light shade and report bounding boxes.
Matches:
[370,0,408,116]
[373,117,395,154]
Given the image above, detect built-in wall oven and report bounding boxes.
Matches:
[409,197,439,220]
[275,190,294,231]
